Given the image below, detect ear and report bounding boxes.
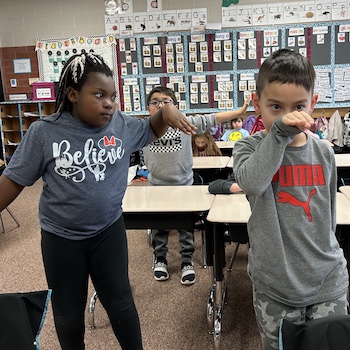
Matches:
[67,87,78,104]
[252,91,261,115]
[310,93,318,114]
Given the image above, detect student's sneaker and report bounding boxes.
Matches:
[154,258,169,281]
[181,263,196,285]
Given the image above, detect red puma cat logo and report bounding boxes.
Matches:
[277,189,317,222]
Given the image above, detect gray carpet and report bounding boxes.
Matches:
[0,180,262,350]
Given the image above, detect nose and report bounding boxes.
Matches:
[104,98,114,109]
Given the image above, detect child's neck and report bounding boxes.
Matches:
[289,132,307,147]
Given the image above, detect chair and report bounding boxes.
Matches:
[0,290,52,350]
[88,291,99,329]
[279,315,350,350]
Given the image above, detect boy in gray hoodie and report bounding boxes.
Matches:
[143,86,249,284]
[232,49,349,349]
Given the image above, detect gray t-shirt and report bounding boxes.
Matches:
[4,111,153,240]
[143,113,217,186]
[232,117,348,307]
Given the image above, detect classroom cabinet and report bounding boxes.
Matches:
[0,100,55,163]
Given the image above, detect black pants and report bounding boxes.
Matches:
[41,217,143,350]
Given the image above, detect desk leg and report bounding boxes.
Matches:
[205,222,215,332]
[213,224,226,350]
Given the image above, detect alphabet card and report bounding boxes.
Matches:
[148,11,163,32]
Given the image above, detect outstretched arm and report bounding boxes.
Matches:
[149,103,197,140]
[0,175,24,212]
[215,98,250,124]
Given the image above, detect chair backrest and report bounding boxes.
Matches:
[279,315,350,350]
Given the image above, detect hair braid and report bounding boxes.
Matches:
[54,52,113,115]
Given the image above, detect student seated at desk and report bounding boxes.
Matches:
[192,130,222,157]
[221,116,249,141]
[143,86,249,285]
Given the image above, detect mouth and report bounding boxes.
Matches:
[100,113,112,118]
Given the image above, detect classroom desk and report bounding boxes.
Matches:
[193,156,231,185]
[122,185,215,263]
[88,185,215,329]
[205,194,250,349]
[205,192,350,350]
[192,156,230,170]
[215,141,236,156]
[215,141,236,149]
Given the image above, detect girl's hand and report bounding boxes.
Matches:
[281,111,315,131]
[162,104,197,135]
[237,97,251,116]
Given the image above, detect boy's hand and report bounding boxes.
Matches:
[281,111,314,131]
[162,104,197,135]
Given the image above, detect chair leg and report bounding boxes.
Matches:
[88,291,99,329]
[1,208,20,233]
[6,207,20,228]
[0,213,5,233]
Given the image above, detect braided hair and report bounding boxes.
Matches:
[55,52,113,114]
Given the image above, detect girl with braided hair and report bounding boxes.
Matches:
[0,52,196,350]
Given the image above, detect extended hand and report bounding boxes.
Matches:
[162,104,197,135]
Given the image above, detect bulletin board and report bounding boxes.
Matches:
[115,20,350,115]
[36,35,119,99]
[36,21,350,115]
[335,24,350,64]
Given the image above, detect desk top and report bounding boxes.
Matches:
[339,186,350,201]
[334,153,350,167]
[206,192,350,225]
[336,192,350,225]
[123,185,215,212]
[206,193,251,224]
[192,156,230,169]
[227,156,234,168]
[215,141,236,149]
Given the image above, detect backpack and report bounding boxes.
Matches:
[242,115,256,133]
[314,115,329,139]
[250,116,265,134]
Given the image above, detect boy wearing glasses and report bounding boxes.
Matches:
[143,86,249,285]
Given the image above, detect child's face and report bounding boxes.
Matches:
[194,135,208,151]
[232,119,243,129]
[68,72,117,127]
[147,92,176,116]
[252,82,318,132]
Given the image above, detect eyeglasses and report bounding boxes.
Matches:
[148,99,174,107]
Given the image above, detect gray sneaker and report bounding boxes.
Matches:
[181,263,196,285]
[154,260,169,281]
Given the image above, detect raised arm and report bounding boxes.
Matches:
[0,175,24,212]
[215,98,250,124]
[149,103,197,140]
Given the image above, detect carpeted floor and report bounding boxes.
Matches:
[0,180,262,350]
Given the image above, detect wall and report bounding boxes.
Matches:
[0,0,347,101]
